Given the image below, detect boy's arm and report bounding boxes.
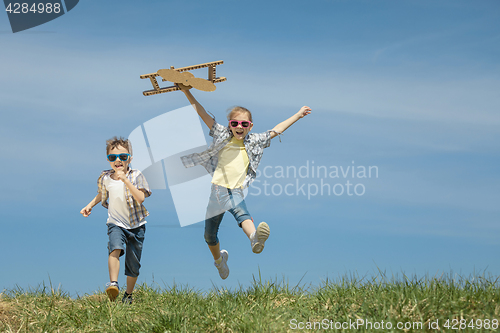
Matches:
[270,106,311,139]
[178,84,214,129]
[80,193,102,217]
[115,170,146,204]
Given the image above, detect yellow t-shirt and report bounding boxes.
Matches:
[212,137,249,189]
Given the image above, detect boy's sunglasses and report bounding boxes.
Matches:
[229,120,252,128]
[107,153,130,162]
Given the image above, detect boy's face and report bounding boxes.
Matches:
[229,112,253,141]
[107,145,132,173]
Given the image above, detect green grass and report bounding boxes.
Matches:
[1,272,499,332]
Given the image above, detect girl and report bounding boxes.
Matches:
[179,84,311,279]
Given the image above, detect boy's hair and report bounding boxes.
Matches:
[227,106,253,122]
[106,136,132,155]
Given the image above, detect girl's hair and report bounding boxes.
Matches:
[106,136,132,155]
[226,106,253,122]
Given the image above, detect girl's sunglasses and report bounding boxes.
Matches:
[229,120,252,128]
[107,153,130,162]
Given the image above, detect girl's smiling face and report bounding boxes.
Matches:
[229,112,253,140]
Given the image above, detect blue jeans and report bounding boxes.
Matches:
[107,223,146,278]
[204,184,252,246]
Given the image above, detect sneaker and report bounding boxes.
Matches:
[214,250,229,280]
[251,222,270,254]
[105,281,120,301]
[122,292,133,304]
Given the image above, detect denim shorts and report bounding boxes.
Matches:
[107,223,146,278]
[204,184,252,246]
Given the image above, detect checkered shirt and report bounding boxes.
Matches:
[97,169,152,228]
[181,120,272,189]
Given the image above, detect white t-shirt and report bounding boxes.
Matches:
[104,175,132,229]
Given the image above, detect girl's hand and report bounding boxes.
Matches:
[177,83,192,92]
[297,106,312,118]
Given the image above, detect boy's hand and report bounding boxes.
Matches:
[115,169,127,182]
[80,206,92,217]
[297,106,312,118]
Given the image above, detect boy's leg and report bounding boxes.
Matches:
[126,276,138,294]
[122,277,137,305]
[106,250,121,301]
[107,224,126,301]
[108,249,121,282]
[107,224,126,281]
[123,225,146,296]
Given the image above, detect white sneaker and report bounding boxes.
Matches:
[214,250,229,279]
[251,222,270,254]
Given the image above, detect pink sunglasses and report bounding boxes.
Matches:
[229,120,252,128]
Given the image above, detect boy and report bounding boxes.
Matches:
[179,84,311,279]
[80,137,151,303]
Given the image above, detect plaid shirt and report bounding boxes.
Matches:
[181,120,272,188]
[97,169,151,228]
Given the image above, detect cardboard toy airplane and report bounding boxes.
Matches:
[140,60,226,96]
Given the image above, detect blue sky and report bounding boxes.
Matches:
[1,0,499,297]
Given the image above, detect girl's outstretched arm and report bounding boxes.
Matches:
[270,106,311,139]
[178,84,214,129]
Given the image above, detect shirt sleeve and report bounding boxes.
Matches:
[209,120,229,138]
[97,171,109,208]
[134,170,152,198]
[252,131,272,149]
[97,173,104,194]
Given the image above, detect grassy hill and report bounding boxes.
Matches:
[1,273,499,332]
